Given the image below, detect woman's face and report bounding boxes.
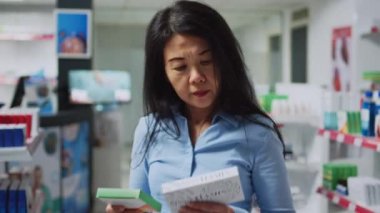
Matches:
[164,34,219,113]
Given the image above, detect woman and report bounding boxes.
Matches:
[107,1,294,212]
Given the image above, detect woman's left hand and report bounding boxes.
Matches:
[179,201,234,213]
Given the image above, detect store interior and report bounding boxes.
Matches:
[1,0,380,212]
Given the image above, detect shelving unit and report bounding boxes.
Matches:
[316,186,379,213]
[360,30,380,41]
[273,115,321,127]
[0,33,54,41]
[0,130,44,162]
[316,128,380,213]
[276,111,323,212]
[318,129,380,152]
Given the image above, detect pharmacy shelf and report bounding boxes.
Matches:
[272,115,320,127]
[285,160,320,173]
[317,186,379,213]
[318,129,380,152]
[0,33,54,41]
[0,130,44,162]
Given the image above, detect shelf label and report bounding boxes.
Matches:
[377,144,380,152]
[353,138,363,147]
[336,134,345,143]
[332,195,340,204]
[348,202,356,211]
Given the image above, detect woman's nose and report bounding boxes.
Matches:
[189,66,206,84]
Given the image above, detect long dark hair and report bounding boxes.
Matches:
[143,0,284,153]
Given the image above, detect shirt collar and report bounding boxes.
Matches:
[171,106,239,128]
[213,111,239,128]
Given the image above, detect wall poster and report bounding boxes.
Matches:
[332,26,352,92]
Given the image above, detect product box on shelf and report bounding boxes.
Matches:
[0,179,10,213]
[0,124,26,147]
[323,163,358,190]
[0,177,31,213]
[0,108,39,139]
[8,179,20,213]
[348,176,380,206]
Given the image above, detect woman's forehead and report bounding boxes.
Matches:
[165,34,209,50]
[164,34,210,58]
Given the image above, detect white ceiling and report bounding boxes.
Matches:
[94,0,309,28]
[0,0,309,28]
[94,0,307,11]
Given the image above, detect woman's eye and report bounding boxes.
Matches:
[200,60,212,66]
[173,65,187,71]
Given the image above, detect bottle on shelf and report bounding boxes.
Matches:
[361,90,376,136]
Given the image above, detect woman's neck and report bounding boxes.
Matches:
[186,107,213,124]
[186,107,214,145]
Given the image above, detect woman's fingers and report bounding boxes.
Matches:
[106,204,153,213]
[105,204,126,213]
[180,201,233,213]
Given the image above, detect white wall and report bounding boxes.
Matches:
[0,11,56,106]
[92,24,146,212]
[308,0,380,102]
[93,24,145,143]
[308,0,356,88]
[0,12,56,77]
[356,0,380,82]
[235,13,282,85]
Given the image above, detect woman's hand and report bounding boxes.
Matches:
[179,201,234,213]
[105,204,154,213]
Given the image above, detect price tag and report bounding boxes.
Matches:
[332,195,340,204]
[353,138,363,147]
[348,203,356,211]
[323,131,330,139]
[336,134,345,143]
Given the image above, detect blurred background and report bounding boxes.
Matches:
[1,0,380,212]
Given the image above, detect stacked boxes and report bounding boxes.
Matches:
[323,163,358,190]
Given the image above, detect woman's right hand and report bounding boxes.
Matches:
[105,204,154,213]
[106,204,127,213]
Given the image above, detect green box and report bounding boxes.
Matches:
[259,93,288,112]
[96,188,161,212]
[362,70,380,82]
[323,163,357,190]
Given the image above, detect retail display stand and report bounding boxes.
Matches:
[316,129,380,212]
[0,109,44,213]
[317,186,378,213]
[318,129,380,152]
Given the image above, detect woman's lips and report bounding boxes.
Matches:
[193,90,209,97]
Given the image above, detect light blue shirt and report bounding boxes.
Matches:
[129,112,295,213]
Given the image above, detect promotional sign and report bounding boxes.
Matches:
[56,9,92,59]
[332,26,352,92]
